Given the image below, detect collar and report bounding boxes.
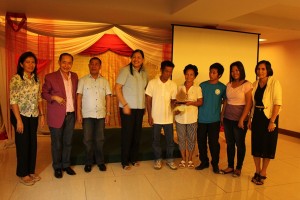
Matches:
[23,72,35,80]
[88,74,102,79]
[60,70,71,80]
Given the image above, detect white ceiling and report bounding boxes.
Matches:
[1,0,300,43]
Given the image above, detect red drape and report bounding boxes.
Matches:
[162,43,172,61]
[79,34,133,56]
[5,12,28,140]
[3,13,54,140]
[37,35,55,75]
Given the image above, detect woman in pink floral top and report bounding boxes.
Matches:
[10,51,45,186]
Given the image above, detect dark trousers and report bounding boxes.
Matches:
[11,114,38,177]
[49,112,75,170]
[223,118,247,169]
[83,118,105,165]
[197,122,220,167]
[120,108,144,166]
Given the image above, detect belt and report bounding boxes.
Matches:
[255,106,265,111]
[66,112,74,115]
[255,106,265,108]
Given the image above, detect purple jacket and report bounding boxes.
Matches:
[42,70,78,128]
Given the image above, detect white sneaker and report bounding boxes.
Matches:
[167,161,177,170]
[154,160,162,170]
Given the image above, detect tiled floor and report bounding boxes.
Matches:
[0,132,300,200]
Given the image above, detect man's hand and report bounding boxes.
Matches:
[123,105,131,115]
[148,117,154,126]
[52,95,66,105]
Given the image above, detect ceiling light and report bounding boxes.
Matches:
[259,38,267,42]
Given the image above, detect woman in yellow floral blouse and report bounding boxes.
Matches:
[10,51,45,186]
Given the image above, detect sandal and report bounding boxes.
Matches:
[187,161,194,169]
[251,173,260,184]
[260,175,267,180]
[30,174,41,182]
[131,162,140,167]
[122,165,131,170]
[256,174,267,185]
[19,176,35,186]
[179,160,186,168]
[232,169,241,177]
[252,173,267,185]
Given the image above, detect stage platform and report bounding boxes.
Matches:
[70,127,181,165]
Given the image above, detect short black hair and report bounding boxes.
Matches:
[210,62,224,77]
[255,60,273,76]
[89,57,102,65]
[59,53,73,62]
[183,64,198,77]
[161,60,175,71]
[229,61,246,81]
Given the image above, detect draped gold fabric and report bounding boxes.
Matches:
[0,16,171,135]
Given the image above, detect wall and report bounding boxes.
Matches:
[260,40,300,133]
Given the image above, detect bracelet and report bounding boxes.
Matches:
[123,103,128,107]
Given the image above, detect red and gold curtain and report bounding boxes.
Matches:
[0,14,172,136]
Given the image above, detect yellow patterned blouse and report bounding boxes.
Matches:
[10,73,42,117]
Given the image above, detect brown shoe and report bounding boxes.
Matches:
[220,167,234,174]
[232,169,241,177]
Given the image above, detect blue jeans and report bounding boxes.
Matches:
[83,118,105,165]
[152,124,175,162]
[49,112,75,170]
[223,118,247,169]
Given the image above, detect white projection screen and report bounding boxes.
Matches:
[172,25,259,86]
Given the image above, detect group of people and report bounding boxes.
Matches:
[10,52,110,185]
[9,50,282,187]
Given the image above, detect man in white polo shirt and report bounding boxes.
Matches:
[145,60,178,170]
[77,57,111,172]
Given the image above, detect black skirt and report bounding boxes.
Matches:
[251,108,278,159]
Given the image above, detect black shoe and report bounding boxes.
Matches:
[195,162,209,170]
[213,165,221,174]
[98,164,107,171]
[84,165,92,173]
[54,169,63,178]
[63,167,76,175]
